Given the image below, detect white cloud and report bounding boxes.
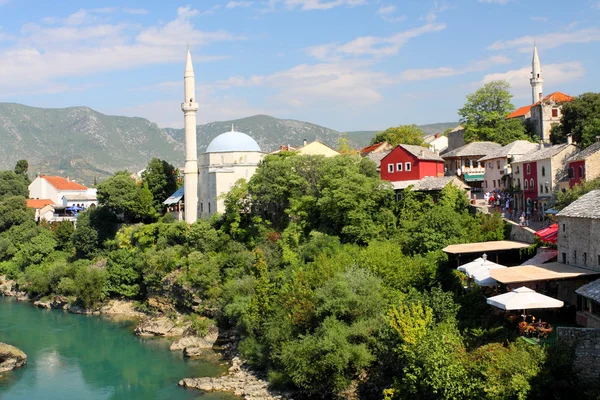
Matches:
[124,8,150,15]
[488,28,600,52]
[198,4,222,16]
[400,55,511,81]
[283,0,367,11]
[307,22,445,60]
[376,4,406,23]
[226,1,254,8]
[0,6,244,96]
[478,0,509,4]
[530,16,548,22]
[480,61,584,98]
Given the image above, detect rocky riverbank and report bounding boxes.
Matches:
[179,355,293,400]
[0,342,27,373]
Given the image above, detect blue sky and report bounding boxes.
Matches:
[0,0,599,131]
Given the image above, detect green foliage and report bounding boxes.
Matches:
[74,266,107,308]
[0,171,29,200]
[370,124,427,147]
[105,249,142,298]
[52,221,75,251]
[550,92,600,148]
[14,160,29,177]
[142,158,179,212]
[459,80,534,145]
[0,196,30,231]
[97,173,158,223]
[556,176,600,210]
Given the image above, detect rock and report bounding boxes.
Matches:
[34,295,70,310]
[0,342,27,373]
[135,316,186,337]
[100,299,145,319]
[169,325,219,351]
[183,347,204,358]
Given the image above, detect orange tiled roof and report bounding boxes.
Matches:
[40,175,88,191]
[506,104,533,119]
[541,91,574,104]
[26,199,55,209]
[360,142,384,155]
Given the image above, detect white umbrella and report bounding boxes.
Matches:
[457,254,506,278]
[486,287,564,311]
[472,264,506,287]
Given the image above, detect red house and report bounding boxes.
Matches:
[380,144,444,182]
[566,142,600,189]
[522,161,538,205]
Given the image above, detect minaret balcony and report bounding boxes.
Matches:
[182,102,199,112]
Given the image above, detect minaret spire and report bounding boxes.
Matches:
[182,46,199,223]
[530,43,544,104]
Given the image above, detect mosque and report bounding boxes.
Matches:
[170,47,265,223]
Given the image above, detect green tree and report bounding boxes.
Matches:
[371,125,427,147]
[459,80,534,145]
[53,221,75,251]
[550,93,600,148]
[14,160,29,177]
[141,158,179,211]
[0,171,29,199]
[97,173,157,222]
[556,176,600,210]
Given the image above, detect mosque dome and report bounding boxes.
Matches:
[205,130,262,153]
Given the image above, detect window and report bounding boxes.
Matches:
[405,162,411,171]
[208,202,211,213]
[497,160,501,169]
[526,164,531,174]
[568,167,574,179]
[516,165,520,174]
[579,166,584,178]
[200,203,203,213]
[493,180,496,187]
[388,164,394,173]
[598,255,600,266]
[465,159,471,168]
[573,251,577,264]
[584,253,587,266]
[552,108,558,118]
[541,166,546,176]
[562,223,566,232]
[517,178,521,188]
[396,163,403,171]
[562,253,567,264]
[540,184,544,193]
[524,180,528,190]
[545,185,549,193]
[530,179,534,189]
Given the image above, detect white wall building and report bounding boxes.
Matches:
[478,140,539,192]
[28,175,96,207]
[198,129,264,219]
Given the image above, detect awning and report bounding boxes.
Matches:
[487,286,564,310]
[443,240,531,255]
[534,224,558,244]
[458,257,506,277]
[490,262,600,284]
[163,186,184,205]
[463,173,484,182]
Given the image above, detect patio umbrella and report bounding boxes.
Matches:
[472,264,507,287]
[545,208,558,215]
[486,287,564,311]
[457,255,506,278]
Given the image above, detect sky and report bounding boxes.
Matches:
[0,0,599,131]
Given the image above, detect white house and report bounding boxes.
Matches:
[478,140,538,192]
[28,175,97,209]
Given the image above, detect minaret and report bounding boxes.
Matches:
[530,44,543,104]
[182,45,199,223]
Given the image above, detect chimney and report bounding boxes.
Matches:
[419,149,424,157]
[303,139,307,147]
[435,133,439,138]
[539,140,543,150]
[67,176,70,182]
[596,135,600,143]
[567,134,573,145]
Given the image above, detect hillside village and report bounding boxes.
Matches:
[3,40,600,399]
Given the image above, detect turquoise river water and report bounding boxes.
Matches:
[0,296,236,400]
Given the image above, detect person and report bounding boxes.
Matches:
[520,212,525,226]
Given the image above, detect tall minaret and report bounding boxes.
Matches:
[530,44,544,104]
[182,45,199,223]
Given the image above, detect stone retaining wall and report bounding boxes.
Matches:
[505,220,536,244]
[557,326,600,383]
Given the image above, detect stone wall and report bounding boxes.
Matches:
[446,128,465,154]
[557,327,600,383]
[506,219,536,244]
[558,216,600,270]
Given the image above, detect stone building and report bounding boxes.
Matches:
[478,140,538,192]
[565,141,600,189]
[556,190,600,269]
[442,141,501,192]
[444,125,465,155]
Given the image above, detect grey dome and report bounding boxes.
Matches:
[205,131,261,153]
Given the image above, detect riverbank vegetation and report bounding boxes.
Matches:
[0,155,589,399]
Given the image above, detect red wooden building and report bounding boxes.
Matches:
[380,144,444,182]
[566,142,600,189]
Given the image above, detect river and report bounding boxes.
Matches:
[0,297,236,400]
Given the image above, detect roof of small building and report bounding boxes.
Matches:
[61,193,97,201]
[568,141,600,163]
[26,199,55,209]
[360,142,385,155]
[576,278,600,303]
[391,176,470,191]
[513,143,572,163]
[478,140,539,162]
[506,105,534,119]
[539,91,574,104]
[367,150,390,165]
[442,141,502,158]
[556,190,600,219]
[397,144,444,161]
[40,175,88,191]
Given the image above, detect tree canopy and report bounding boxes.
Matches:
[370,125,427,147]
[459,80,535,145]
[96,174,158,223]
[141,158,179,212]
[550,92,600,148]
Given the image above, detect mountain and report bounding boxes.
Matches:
[344,122,460,149]
[163,114,341,154]
[0,102,459,185]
